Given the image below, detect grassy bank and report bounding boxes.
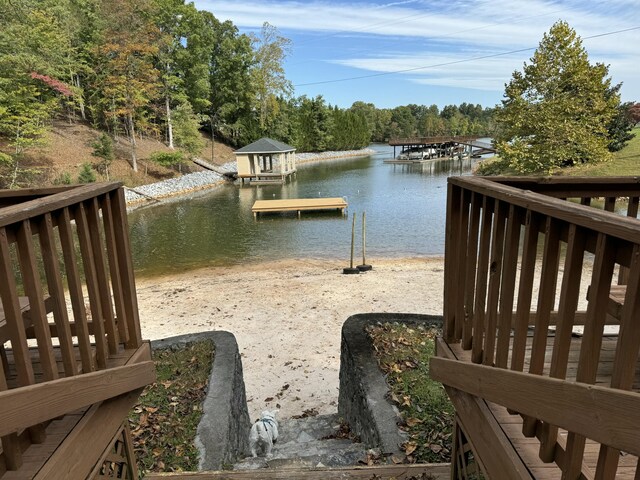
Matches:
[367,323,454,463]
[565,127,640,176]
[476,127,640,176]
[129,340,214,474]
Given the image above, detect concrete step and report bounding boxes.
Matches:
[146,463,452,479]
[234,413,366,471]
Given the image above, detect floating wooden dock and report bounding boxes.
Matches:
[252,197,347,219]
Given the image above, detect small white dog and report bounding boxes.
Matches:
[249,410,279,457]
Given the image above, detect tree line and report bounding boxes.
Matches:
[0,0,497,187]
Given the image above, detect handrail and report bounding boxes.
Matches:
[449,176,640,244]
[0,181,122,228]
[430,357,640,457]
[0,361,154,437]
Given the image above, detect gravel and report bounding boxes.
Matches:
[125,148,376,205]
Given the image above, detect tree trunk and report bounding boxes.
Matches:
[166,94,174,149]
[74,75,86,121]
[127,113,138,172]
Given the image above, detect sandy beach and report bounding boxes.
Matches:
[135,257,445,420]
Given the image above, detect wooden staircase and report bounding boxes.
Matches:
[0,184,155,479]
[435,177,640,479]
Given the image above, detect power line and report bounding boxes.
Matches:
[287,6,568,67]
[294,26,640,87]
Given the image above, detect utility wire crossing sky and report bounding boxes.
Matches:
[196,0,640,109]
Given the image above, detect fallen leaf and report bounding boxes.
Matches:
[404,442,417,455]
[430,444,443,453]
[406,417,423,427]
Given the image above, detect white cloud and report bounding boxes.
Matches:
[195,0,640,101]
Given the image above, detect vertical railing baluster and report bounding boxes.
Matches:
[38,213,77,377]
[462,193,481,350]
[495,205,524,368]
[522,217,561,437]
[455,188,472,341]
[471,197,494,364]
[74,202,108,369]
[484,200,508,366]
[604,197,616,212]
[15,220,58,382]
[444,183,461,342]
[58,208,94,373]
[595,244,640,478]
[0,285,22,469]
[563,233,616,478]
[0,226,46,445]
[619,197,639,285]
[87,197,119,354]
[511,211,540,375]
[111,188,142,349]
[101,194,128,344]
[539,224,586,462]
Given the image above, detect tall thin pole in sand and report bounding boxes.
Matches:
[343,213,360,274]
[358,212,372,271]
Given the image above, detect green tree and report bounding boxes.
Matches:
[493,21,618,174]
[91,132,115,180]
[251,23,293,133]
[172,102,204,159]
[295,95,330,152]
[149,151,185,171]
[77,162,96,183]
[206,14,254,145]
[607,96,636,152]
[89,0,161,172]
[388,106,417,138]
[0,0,76,187]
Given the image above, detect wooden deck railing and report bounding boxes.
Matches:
[435,176,640,479]
[0,182,154,475]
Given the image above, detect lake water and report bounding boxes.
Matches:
[128,144,483,277]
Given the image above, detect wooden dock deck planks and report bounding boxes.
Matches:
[252,198,347,219]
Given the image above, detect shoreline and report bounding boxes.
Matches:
[125,148,376,207]
[135,256,445,420]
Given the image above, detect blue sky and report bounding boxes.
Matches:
[194,0,639,110]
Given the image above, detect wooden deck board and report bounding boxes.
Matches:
[448,333,640,478]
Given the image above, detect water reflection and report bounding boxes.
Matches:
[128,145,482,276]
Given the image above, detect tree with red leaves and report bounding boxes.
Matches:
[30,73,74,97]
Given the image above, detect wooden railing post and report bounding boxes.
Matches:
[444,182,461,343]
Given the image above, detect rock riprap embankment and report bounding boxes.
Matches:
[125,149,375,205]
[296,149,376,164]
[124,161,236,204]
